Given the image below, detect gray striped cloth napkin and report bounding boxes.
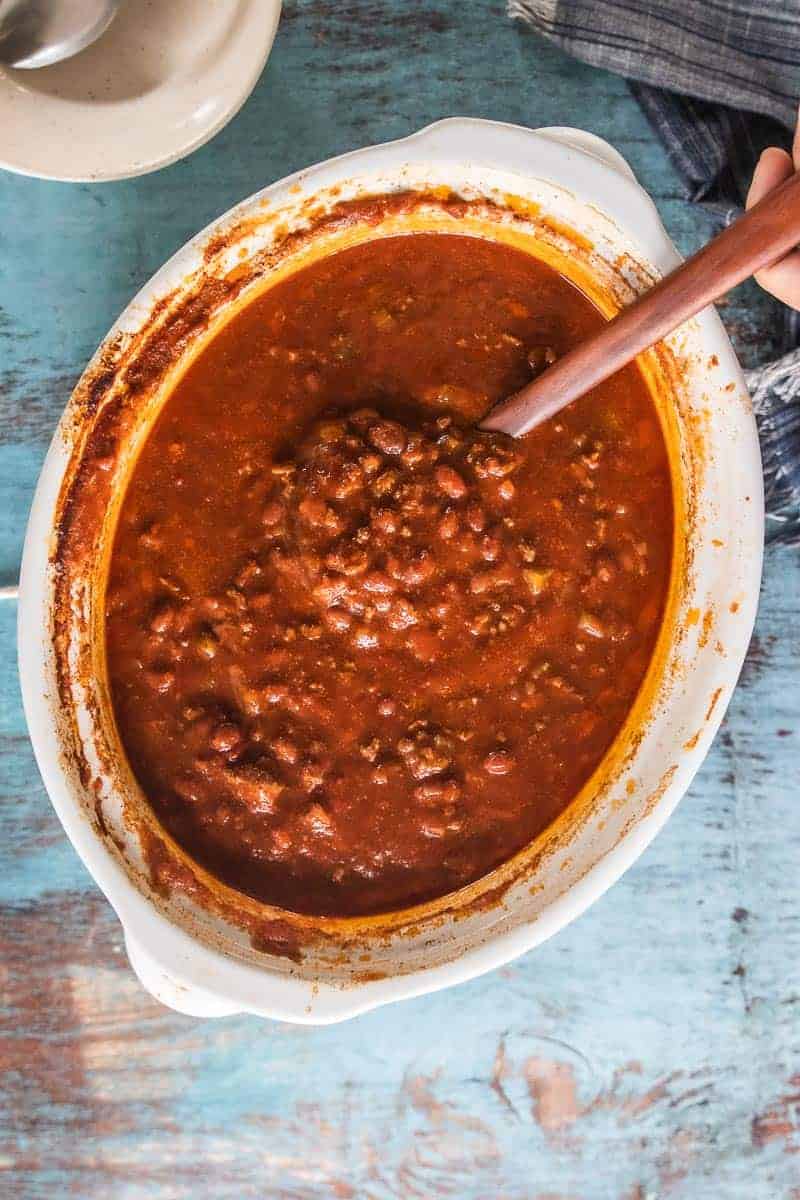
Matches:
[510,0,800,544]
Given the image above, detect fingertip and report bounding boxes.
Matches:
[759,146,793,176]
[746,151,769,209]
[746,146,794,209]
[754,250,800,309]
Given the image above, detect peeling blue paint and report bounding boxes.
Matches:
[1,3,798,1197]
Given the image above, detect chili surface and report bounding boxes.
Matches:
[105,232,673,916]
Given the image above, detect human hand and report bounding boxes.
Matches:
[746,114,800,309]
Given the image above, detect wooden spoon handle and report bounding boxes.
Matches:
[482,168,800,437]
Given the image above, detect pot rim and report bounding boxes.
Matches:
[18,118,764,1021]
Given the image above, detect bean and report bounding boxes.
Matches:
[372,507,399,535]
[419,819,447,839]
[395,551,435,588]
[172,776,200,804]
[316,419,347,442]
[369,420,406,456]
[353,625,380,649]
[302,802,334,836]
[435,465,467,499]
[359,737,381,762]
[413,778,460,806]
[195,629,218,659]
[333,462,364,499]
[301,762,327,792]
[326,545,369,576]
[272,737,299,765]
[483,750,515,775]
[314,576,349,607]
[360,453,383,476]
[362,570,395,594]
[300,496,345,535]
[349,407,380,427]
[469,610,491,637]
[401,440,426,469]
[325,608,352,633]
[263,681,288,705]
[577,611,607,639]
[373,469,399,497]
[486,451,519,478]
[210,722,243,754]
[149,602,177,634]
[404,743,451,780]
[470,569,509,594]
[481,532,502,562]
[298,496,329,526]
[466,503,486,532]
[230,764,284,813]
[438,509,460,540]
[387,598,418,630]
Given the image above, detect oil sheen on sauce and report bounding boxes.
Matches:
[105,233,674,916]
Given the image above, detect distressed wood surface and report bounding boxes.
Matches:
[1,3,798,1197]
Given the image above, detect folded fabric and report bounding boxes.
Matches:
[510,0,800,544]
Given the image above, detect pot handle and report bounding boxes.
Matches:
[124,929,242,1018]
[534,127,637,182]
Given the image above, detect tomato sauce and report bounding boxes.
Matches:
[105,233,673,916]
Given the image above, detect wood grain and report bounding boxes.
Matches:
[1,3,798,1197]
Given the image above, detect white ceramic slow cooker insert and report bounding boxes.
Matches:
[18,120,763,1022]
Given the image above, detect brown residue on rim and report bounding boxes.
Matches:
[350,967,389,984]
[250,918,303,963]
[47,181,701,979]
[639,764,679,822]
[705,687,724,722]
[698,607,715,649]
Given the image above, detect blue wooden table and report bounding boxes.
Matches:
[2,4,798,1197]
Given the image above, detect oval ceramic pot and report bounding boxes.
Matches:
[18,119,763,1022]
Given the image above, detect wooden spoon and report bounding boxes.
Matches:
[481,168,800,438]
